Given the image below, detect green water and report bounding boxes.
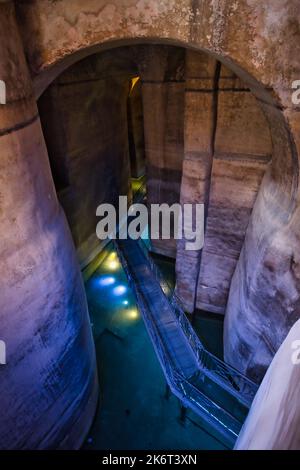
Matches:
[83,243,227,450]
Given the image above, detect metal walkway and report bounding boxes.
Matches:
[114,235,258,448]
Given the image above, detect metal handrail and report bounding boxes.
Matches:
[113,185,258,446]
[136,236,258,405]
[114,239,242,447]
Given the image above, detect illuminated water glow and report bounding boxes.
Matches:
[125,308,139,320]
[98,276,116,287]
[106,260,120,270]
[85,240,226,450]
[103,252,121,271]
[112,285,127,296]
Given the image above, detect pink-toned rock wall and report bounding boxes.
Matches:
[10,0,300,422]
[140,46,185,258]
[235,319,300,449]
[175,50,217,313]
[196,66,272,314]
[224,91,300,382]
[176,57,271,316]
[38,51,134,267]
[0,1,98,449]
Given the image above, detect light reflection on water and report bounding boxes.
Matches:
[84,241,225,450]
[87,246,140,329]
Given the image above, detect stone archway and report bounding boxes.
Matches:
[16,0,300,381]
[0,0,299,449]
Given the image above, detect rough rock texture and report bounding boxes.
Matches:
[175,50,217,313]
[197,65,272,314]
[235,319,300,449]
[38,51,134,267]
[0,2,98,449]
[140,46,185,258]
[2,0,299,444]
[16,0,299,383]
[176,55,271,316]
[198,154,270,314]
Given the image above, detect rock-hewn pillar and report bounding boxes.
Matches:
[197,65,272,314]
[175,50,217,313]
[0,2,98,449]
[140,46,185,258]
[224,97,300,382]
[235,319,300,449]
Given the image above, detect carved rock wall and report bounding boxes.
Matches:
[38,51,134,267]
[235,319,300,449]
[0,2,98,449]
[196,65,272,314]
[140,46,185,258]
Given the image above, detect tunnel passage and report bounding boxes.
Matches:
[0,0,299,451]
[36,43,287,387]
[38,44,272,313]
[14,0,300,391]
[38,48,141,268]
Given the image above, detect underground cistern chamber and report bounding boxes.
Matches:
[0,0,300,461]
